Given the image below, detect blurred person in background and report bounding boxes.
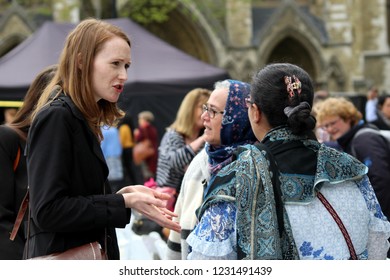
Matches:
[156,88,211,200]
[117,113,141,185]
[134,111,159,182]
[365,86,379,123]
[142,88,210,240]
[368,94,390,130]
[101,124,124,193]
[2,107,18,124]
[0,64,57,259]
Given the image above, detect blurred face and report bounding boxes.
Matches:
[92,36,131,102]
[138,117,148,128]
[194,101,205,130]
[201,87,228,146]
[320,115,351,140]
[380,97,390,119]
[4,108,17,124]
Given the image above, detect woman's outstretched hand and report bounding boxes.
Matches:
[117,185,181,233]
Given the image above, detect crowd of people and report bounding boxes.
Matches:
[0,18,389,260]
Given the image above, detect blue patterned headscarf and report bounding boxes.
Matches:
[206,80,257,176]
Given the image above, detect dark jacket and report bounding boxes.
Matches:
[0,125,27,259]
[26,95,131,259]
[370,111,390,131]
[337,123,390,220]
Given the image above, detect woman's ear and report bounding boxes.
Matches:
[252,103,261,123]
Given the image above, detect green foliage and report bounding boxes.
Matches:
[10,0,51,7]
[119,0,179,24]
[33,5,52,16]
[192,0,226,26]
[0,0,9,6]
[80,0,95,19]
[0,0,53,19]
[0,0,50,9]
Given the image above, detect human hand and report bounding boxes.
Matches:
[190,133,206,153]
[117,185,181,233]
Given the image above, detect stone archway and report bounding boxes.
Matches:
[141,8,216,65]
[266,36,316,80]
[0,33,25,57]
[0,4,36,58]
[326,56,346,92]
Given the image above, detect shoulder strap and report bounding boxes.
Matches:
[354,127,380,138]
[352,127,390,156]
[10,189,29,241]
[317,191,357,259]
[13,146,21,171]
[9,142,24,240]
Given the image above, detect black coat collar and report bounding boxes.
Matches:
[52,93,107,172]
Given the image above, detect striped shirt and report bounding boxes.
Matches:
[155,129,197,190]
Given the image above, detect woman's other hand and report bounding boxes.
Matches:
[117,185,181,233]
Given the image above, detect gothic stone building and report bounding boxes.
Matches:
[1,0,390,103]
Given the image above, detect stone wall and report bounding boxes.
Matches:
[2,0,390,96]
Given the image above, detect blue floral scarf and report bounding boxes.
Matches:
[206,80,256,178]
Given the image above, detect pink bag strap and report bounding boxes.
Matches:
[317,191,358,260]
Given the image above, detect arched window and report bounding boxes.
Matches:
[266,36,316,80]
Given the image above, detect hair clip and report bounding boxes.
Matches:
[284,75,302,98]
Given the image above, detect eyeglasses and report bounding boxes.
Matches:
[245,97,255,108]
[202,104,224,119]
[321,118,342,130]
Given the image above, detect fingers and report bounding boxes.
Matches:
[159,207,178,218]
[163,220,181,233]
[150,197,169,208]
[139,205,181,233]
[118,185,174,204]
[116,185,135,194]
[152,190,172,200]
[116,187,127,195]
[144,205,177,219]
[145,212,181,233]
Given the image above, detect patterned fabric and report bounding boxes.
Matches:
[188,143,297,260]
[287,177,385,260]
[187,126,390,260]
[206,80,256,177]
[188,201,237,259]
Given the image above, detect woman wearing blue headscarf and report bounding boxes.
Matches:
[166,79,256,260]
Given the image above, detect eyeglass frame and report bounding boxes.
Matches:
[202,104,225,119]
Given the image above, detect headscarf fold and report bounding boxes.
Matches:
[206,80,257,176]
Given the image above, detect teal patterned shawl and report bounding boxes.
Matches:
[198,126,368,259]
